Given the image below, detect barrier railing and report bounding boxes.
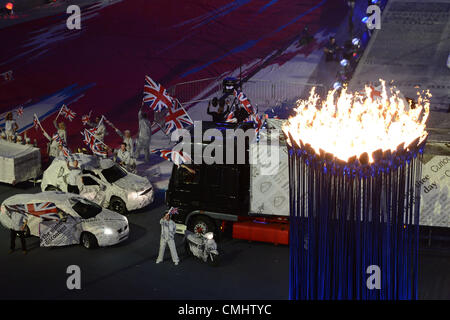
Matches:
[169,77,325,109]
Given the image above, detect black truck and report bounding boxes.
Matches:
[165,121,256,235]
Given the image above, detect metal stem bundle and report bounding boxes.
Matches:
[287,135,426,300]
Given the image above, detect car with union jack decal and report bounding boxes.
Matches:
[0,191,129,249]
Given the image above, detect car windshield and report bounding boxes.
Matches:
[71,198,102,219]
[101,164,127,183]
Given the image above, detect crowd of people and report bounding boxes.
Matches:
[1,112,35,146]
[0,105,156,175]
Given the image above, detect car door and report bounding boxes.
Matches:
[39,214,82,247]
[79,175,107,206]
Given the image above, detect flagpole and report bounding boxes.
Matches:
[97,115,105,129]
[34,113,49,137]
[55,104,65,121]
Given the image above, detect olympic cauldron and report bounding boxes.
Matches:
[282,81,430,300]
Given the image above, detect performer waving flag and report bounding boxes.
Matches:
[86,115,107,141]
[33,114,72,161]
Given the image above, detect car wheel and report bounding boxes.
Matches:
[109,197,127,215]
[188,216,216,236]
[80,232,98,249]
[45,185,61,191]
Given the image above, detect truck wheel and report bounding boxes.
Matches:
[45,185,60,191]
[109,197,127,215]
[80,232,98,249]
[189,216,216,236]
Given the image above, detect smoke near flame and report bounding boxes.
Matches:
[283,80,430,163]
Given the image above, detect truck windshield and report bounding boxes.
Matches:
[101,164,127,183]
[71,198,102,219]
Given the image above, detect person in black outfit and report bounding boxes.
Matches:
[9,213,28,254]
[298,25,313,46]
[10,229,27,254]
[324,36,339,61]
[207,98,230,122]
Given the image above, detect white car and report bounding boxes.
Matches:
[0,191,129,249]
[41,153,154,214]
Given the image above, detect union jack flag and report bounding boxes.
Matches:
[151,148,192,166]
[225,111,237,123]
[234,89,256,115]
[51,132,71,159]
[92,141,107,157]
[81,128,107,156]
[168,207,179,216]
[81,129,92,145]
[163,99,193,135]
[7,203,59,221]
[26,202,59,220]
[52,133,64,145]
[143,75,174,112]
[16,107,24,117]
[61,105,77,121]
[81,127,97,144]
[61,146,72,161]
[250,113,264,136]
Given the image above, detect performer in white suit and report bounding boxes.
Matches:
[156,212,179,265]
[114,128,135,155]
[135,107,152,162]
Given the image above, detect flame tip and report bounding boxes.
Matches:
[283,80,430,164]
